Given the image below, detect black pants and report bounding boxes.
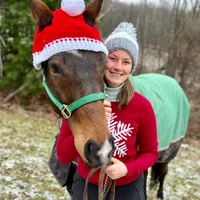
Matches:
[71,171,145,200]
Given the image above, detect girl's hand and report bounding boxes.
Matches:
[106,157,128,180]
[103,100,112,120]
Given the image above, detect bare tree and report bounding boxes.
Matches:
[137,0,148,73]
[165,0,187,78]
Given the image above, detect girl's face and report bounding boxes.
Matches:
[104,50,132,88]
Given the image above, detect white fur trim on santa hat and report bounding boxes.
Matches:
[61,0,85,16]
[33,37,108,70]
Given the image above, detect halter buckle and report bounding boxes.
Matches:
[61,105,71,119]
[105,93,108,101]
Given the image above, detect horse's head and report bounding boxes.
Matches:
[29,0,114,168]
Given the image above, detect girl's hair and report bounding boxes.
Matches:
[117,77,134,109]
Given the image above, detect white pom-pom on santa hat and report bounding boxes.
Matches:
[61,0,85,16]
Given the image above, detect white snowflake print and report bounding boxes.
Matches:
[107,113,134,157]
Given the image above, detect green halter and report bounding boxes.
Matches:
[42,68,106,119]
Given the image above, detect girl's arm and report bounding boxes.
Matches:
[56,118,78,164]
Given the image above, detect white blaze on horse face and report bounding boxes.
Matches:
[71,50,82,58]
[97,139,113,165]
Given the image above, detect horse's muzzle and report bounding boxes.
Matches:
[84,135,114,168]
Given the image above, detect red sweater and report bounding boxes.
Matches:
[56,92,158,186]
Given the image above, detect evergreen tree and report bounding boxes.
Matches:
[0,0,91,98]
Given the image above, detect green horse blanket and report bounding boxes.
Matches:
[130,74,190,151]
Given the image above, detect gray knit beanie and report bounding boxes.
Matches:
[104,22,139,72]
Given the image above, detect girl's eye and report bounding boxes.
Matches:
[124,61,131,65]
[109,56,116,61]
[49,64,61,74]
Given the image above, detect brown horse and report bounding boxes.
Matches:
[29,0,114,169]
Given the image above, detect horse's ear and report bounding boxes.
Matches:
[29,0,53,29]
[83,0,103,26]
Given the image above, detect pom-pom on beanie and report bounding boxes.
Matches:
[104,22,139,72]
[32,0,108,70]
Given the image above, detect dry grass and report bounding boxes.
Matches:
[0,105,70,199]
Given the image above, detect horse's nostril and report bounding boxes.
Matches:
[84,139,100,161]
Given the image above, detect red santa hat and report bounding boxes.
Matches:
[32,0,108,70]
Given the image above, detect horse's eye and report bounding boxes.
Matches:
[49,64,61,74]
